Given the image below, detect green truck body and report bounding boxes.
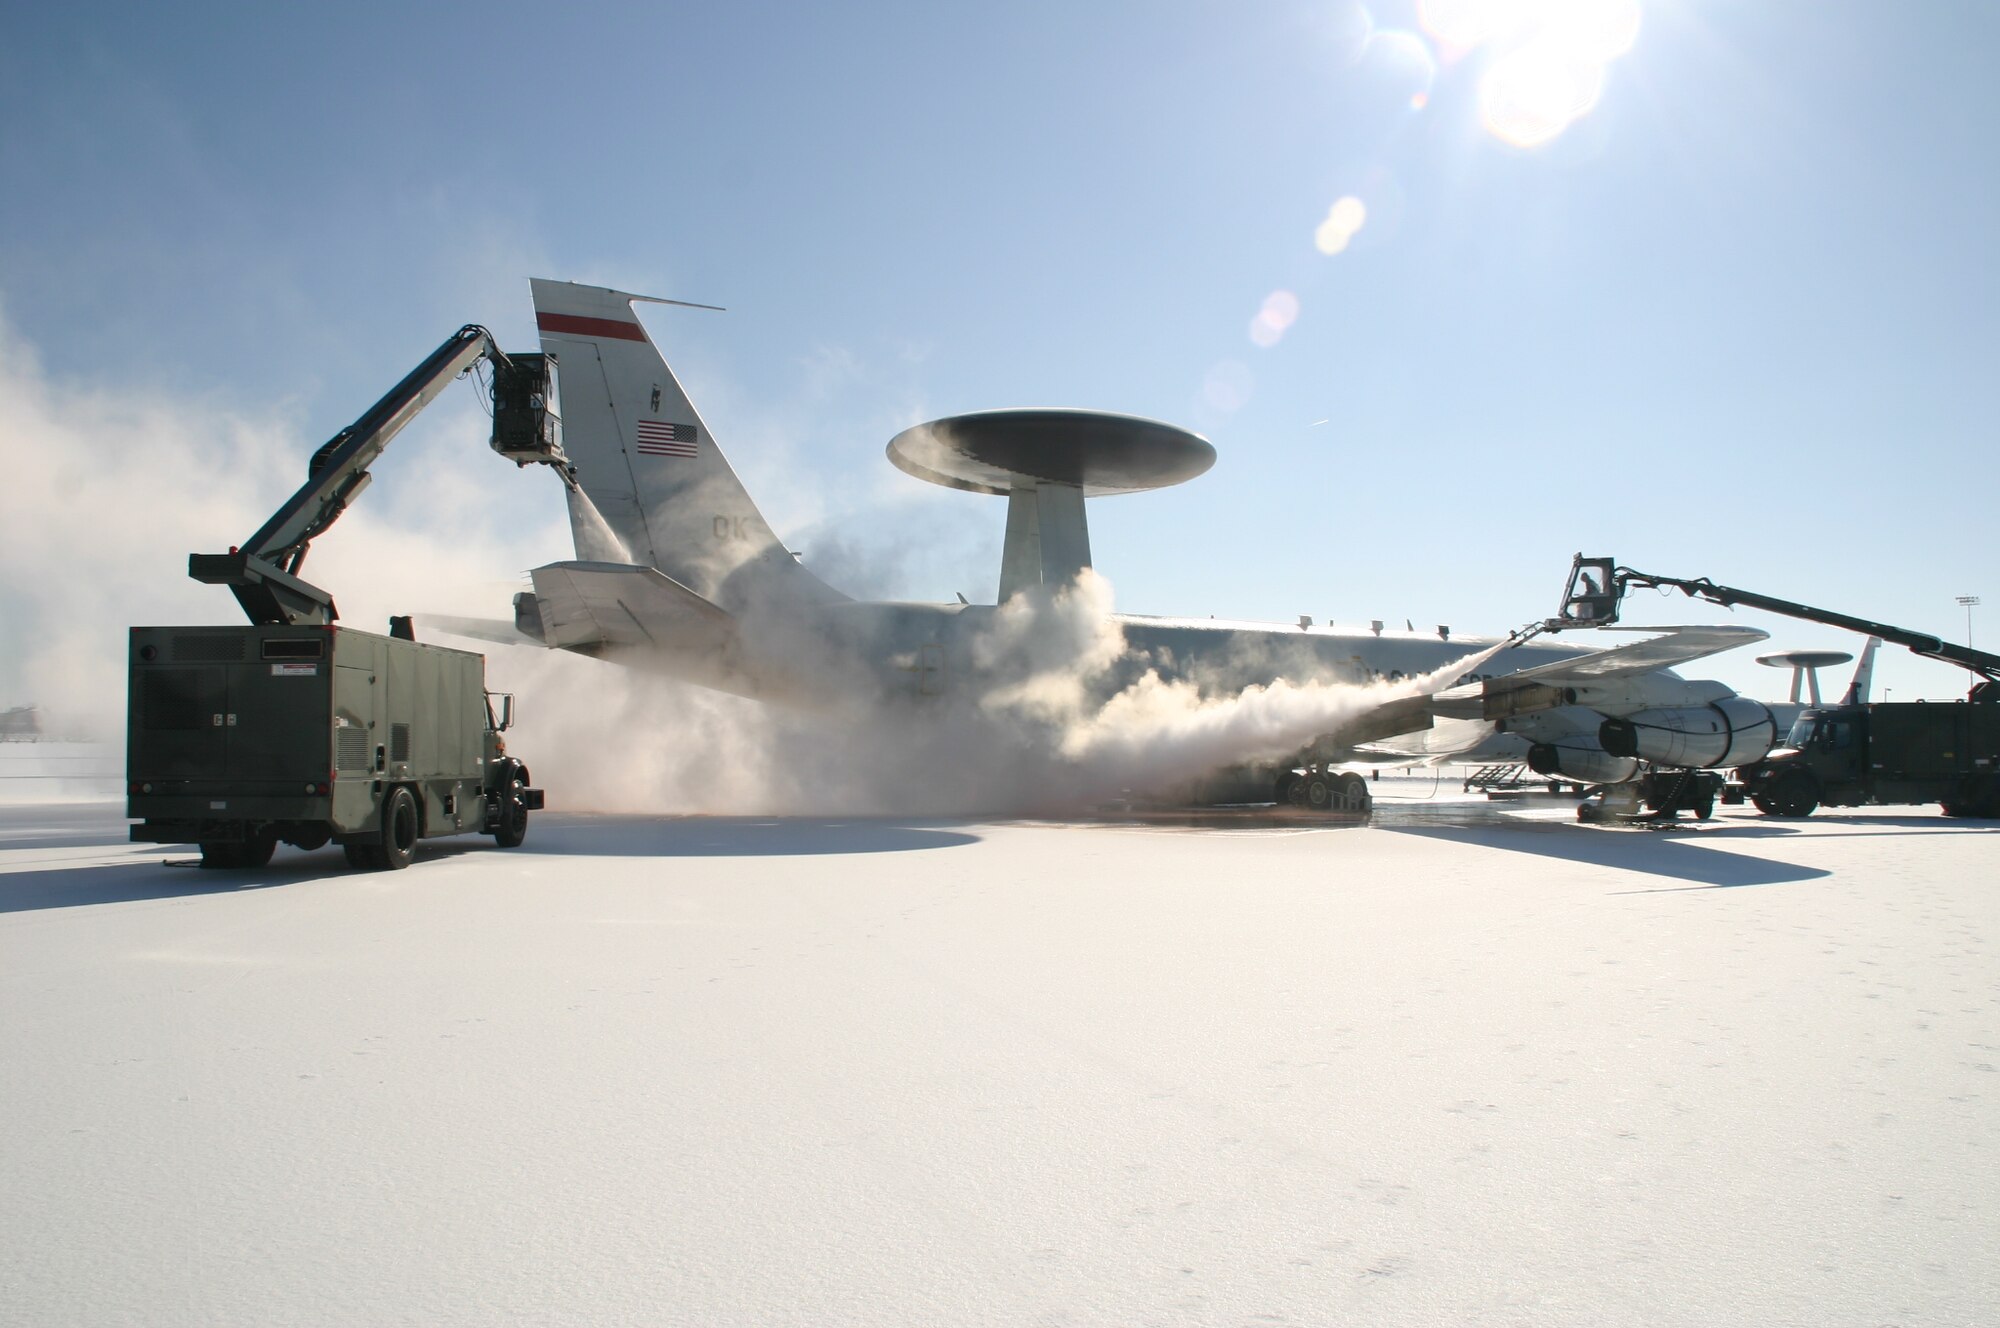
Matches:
[127,623,541,868]
[1738,701,2000,817]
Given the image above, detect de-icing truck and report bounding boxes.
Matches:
[127,325,566,868]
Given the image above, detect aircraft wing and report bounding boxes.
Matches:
[1333,625,1769,753]
[1474,625,1768,686]
[1429,624,1766,719]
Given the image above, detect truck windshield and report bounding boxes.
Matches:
[1786,715,1820,747]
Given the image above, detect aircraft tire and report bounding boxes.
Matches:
[1337,772,1371,813]
[1274,771,1300,806]
[1303,772,1334,811]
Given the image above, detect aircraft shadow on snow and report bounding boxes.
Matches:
[1379,813,1833,889]
[513,814,984,859]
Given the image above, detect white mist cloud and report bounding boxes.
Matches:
[539,571,1501,819]
[2,301,1484,816]
[472,569,1489,820]
[494,649,774,814]
[0,301,568,740]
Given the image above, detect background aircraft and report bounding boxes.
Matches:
[455,279,1778,809]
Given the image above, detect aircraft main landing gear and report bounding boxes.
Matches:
[1276,766,1372,816]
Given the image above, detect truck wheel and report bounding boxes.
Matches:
[1942,777,1996,818]
[241,833,277,868]
[1768,771,1818,817]
[493,775,530,848]
[198,841,245,869]
[378,787,419,870]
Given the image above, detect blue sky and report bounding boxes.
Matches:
[3,0,1995,706]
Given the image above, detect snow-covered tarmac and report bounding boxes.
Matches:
[3,788,1994,1326]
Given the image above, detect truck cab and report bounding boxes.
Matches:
[1739,702,2000,818]
[1783,707,1865,778]
[1741,706,1873,815]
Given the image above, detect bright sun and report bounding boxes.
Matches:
[1417,0,1644,147]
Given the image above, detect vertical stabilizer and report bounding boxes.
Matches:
[528,278,847,613]
[1839,637,1881,705]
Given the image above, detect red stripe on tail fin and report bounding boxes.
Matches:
[536,312,647,342]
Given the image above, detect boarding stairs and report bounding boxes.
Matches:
[1463,763,1550,796]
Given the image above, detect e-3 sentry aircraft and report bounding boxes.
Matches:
[477,278,1779,810]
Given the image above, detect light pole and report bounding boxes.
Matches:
[1957,595,1981,648]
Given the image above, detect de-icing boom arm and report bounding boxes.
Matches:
[190,325,568,626]
[1552,554,2000,696]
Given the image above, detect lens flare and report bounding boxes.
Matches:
[1314,195,1369,255]
[1202,360,1254,413]
[1543,0,1641,61]
[1364,27,1438,106]
[1248,290,1301,348]
[1325,0,1375,68]
[1478,37,1606,148]
[1417,0,1523,49]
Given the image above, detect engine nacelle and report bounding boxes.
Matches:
[1598,697,1777,770]
[1526,739,1641,786]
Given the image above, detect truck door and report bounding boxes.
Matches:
[1816,714,1864,784]
[227,648,330,782]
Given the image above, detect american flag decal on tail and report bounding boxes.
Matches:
[635,420,698,458]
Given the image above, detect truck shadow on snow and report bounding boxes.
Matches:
[0,818,983,913]
[0,845,409,913]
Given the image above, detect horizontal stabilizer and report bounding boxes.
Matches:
[522,560,774,696]
[528,560,735,651]
[416,614,541,647]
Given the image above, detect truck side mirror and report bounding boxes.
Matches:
[487,692,515,732]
